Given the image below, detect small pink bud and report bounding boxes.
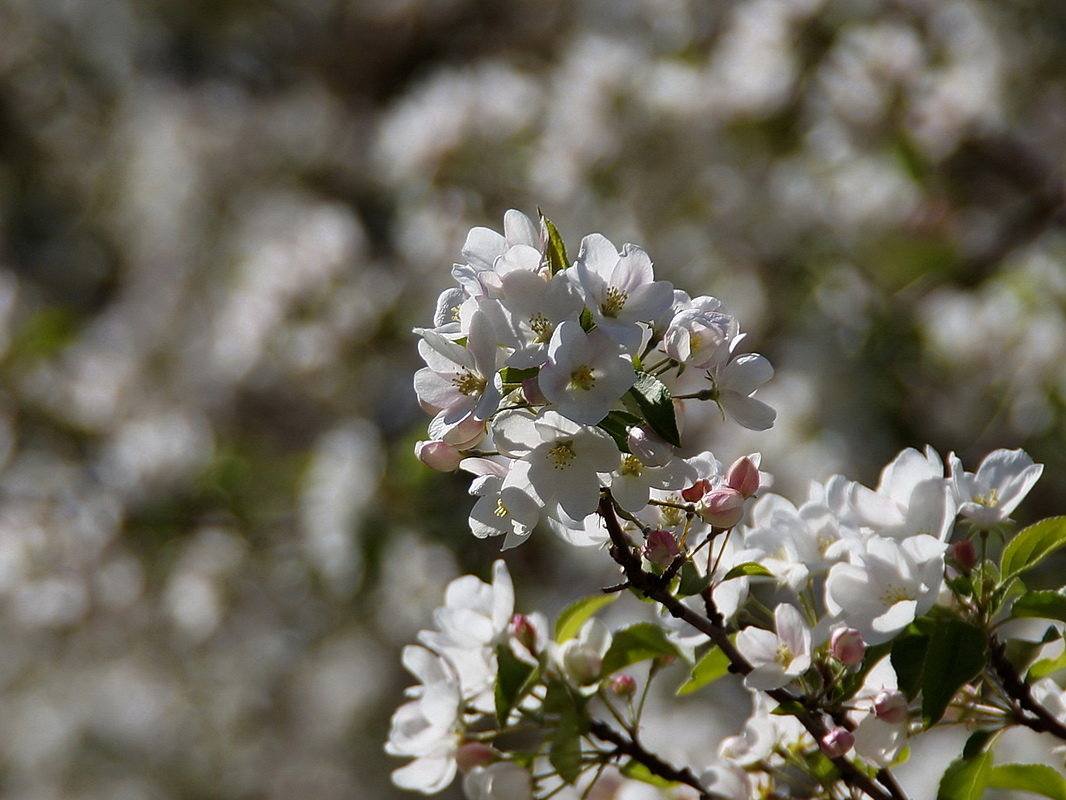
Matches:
[522,376,547,405]
[681,479,710,503]
[609,674,636,698]
[456,742,497,772]
[820,728,855,758]
[415,440,462,471]
[511,614,538,654]
[627,425,673,467]
[830,627,866,667]
[950,539,977,571]
[697,488,745,528]
[643,529,679,571]
[726,456,760,498]
[873,690,909,724]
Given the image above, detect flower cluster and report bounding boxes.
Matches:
[413,210,774,549]
[395,212,1066,800]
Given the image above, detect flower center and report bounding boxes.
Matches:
[494,498,510,518]
[972,489,1000,508]
[659,494,685,527]
[547,441,577,469]
[620,454,643,477]
[530,313,553,343]
[569,364,597,391]
[775,642,793,666]
[452,369,487,396]
[601,286,628,318]
[880,585,914,605]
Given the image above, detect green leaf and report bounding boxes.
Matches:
[555,594,619,643]
[1001,517,1066,582]
[891,617,986,726]
[1030,633,1066,679]
[921,619,987,727]
[721,562,773,581]
[549,708,584,784]
[677,560,710,597]
[937,752,992,800]
[495,643,537,725]
[962,729,996,760]
[770,699,807,717]
[620,760,678,788]
[542,215,570,276]
[1012,590,1066,624]
[624,373,681,447]
[988,763,1066,800]
[596,410,642,452]
[499,366,539,385]
[601,622,683,676]
[676,646,732,696]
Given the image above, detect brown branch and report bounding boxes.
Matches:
[989,637,1066,742]
[597,495,909,800]
[587,719,718,799]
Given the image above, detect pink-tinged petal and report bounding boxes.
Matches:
[850,483,906,529]
[719,391,777,431]
[611,474,650,513]
[414,368,464,410]
[721,353,774,395]
[460,457,508,479]
[611,243,654,291]
[392,752,458,793]
[417,334,472,372]
[472,381,501,421]
[623,280,674,322]
[550,465,602,520]
[825,563,871,617]
[495,243,542,276]
[576,233,620,279]
[878,447,942,500]
[463,226,507,270]
[503,209,540,248]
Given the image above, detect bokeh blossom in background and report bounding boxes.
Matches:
[0,0,1063,798]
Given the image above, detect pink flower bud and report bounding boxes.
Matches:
[726,456,760,498]
[522,376,546,405]
[681,479,710,503]
[697,488,745,528]
[820,728,854,758]
[643,529,679,571]
[511,614,538,654]
[627,425,673,467]
[830,627,866,667]
[609,674,636,698]
[873,690,909,724]
[415,440,463,471]
[950,539,977,571]
[456,742,497,773]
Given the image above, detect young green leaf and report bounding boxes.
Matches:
[499,366,540,385]
[495,642,537,725]
[721,562,774,581]
[542,215,570,276]
[601,622,683,676]
[921,618,987,727]
[549,708,584,784]
[1000,516,1066,582]
[676,646,731,696]
[555,594,619,643]
[1011,590,1066,624]
[677,560,711,597]
[624,373,681,447]
[620,760,678,788]
[988,763,1066,800]
[937,752,992,800]
[596,410,643,452]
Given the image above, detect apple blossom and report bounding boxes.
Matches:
[537,321,636,424]
[735,603,812,690]
[948,448,1044,528]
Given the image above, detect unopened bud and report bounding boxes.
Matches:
[610,674,637,698]
[820,728,854,758]
[950,539,977,571]
[681,479,710,503]
[511,614,538,654]
[644,529,679,571]
[456,742,497,773]
[441,415,487,449]
[873,690,909,724]
[697,488,745,528]
[627,425,673,467]
[726,456,760,498]
[830,627,866,667]
[559,641,603,686]
[415,440,463,471]
[522,376,546,405]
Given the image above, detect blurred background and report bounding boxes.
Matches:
[0,0,1063,797]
